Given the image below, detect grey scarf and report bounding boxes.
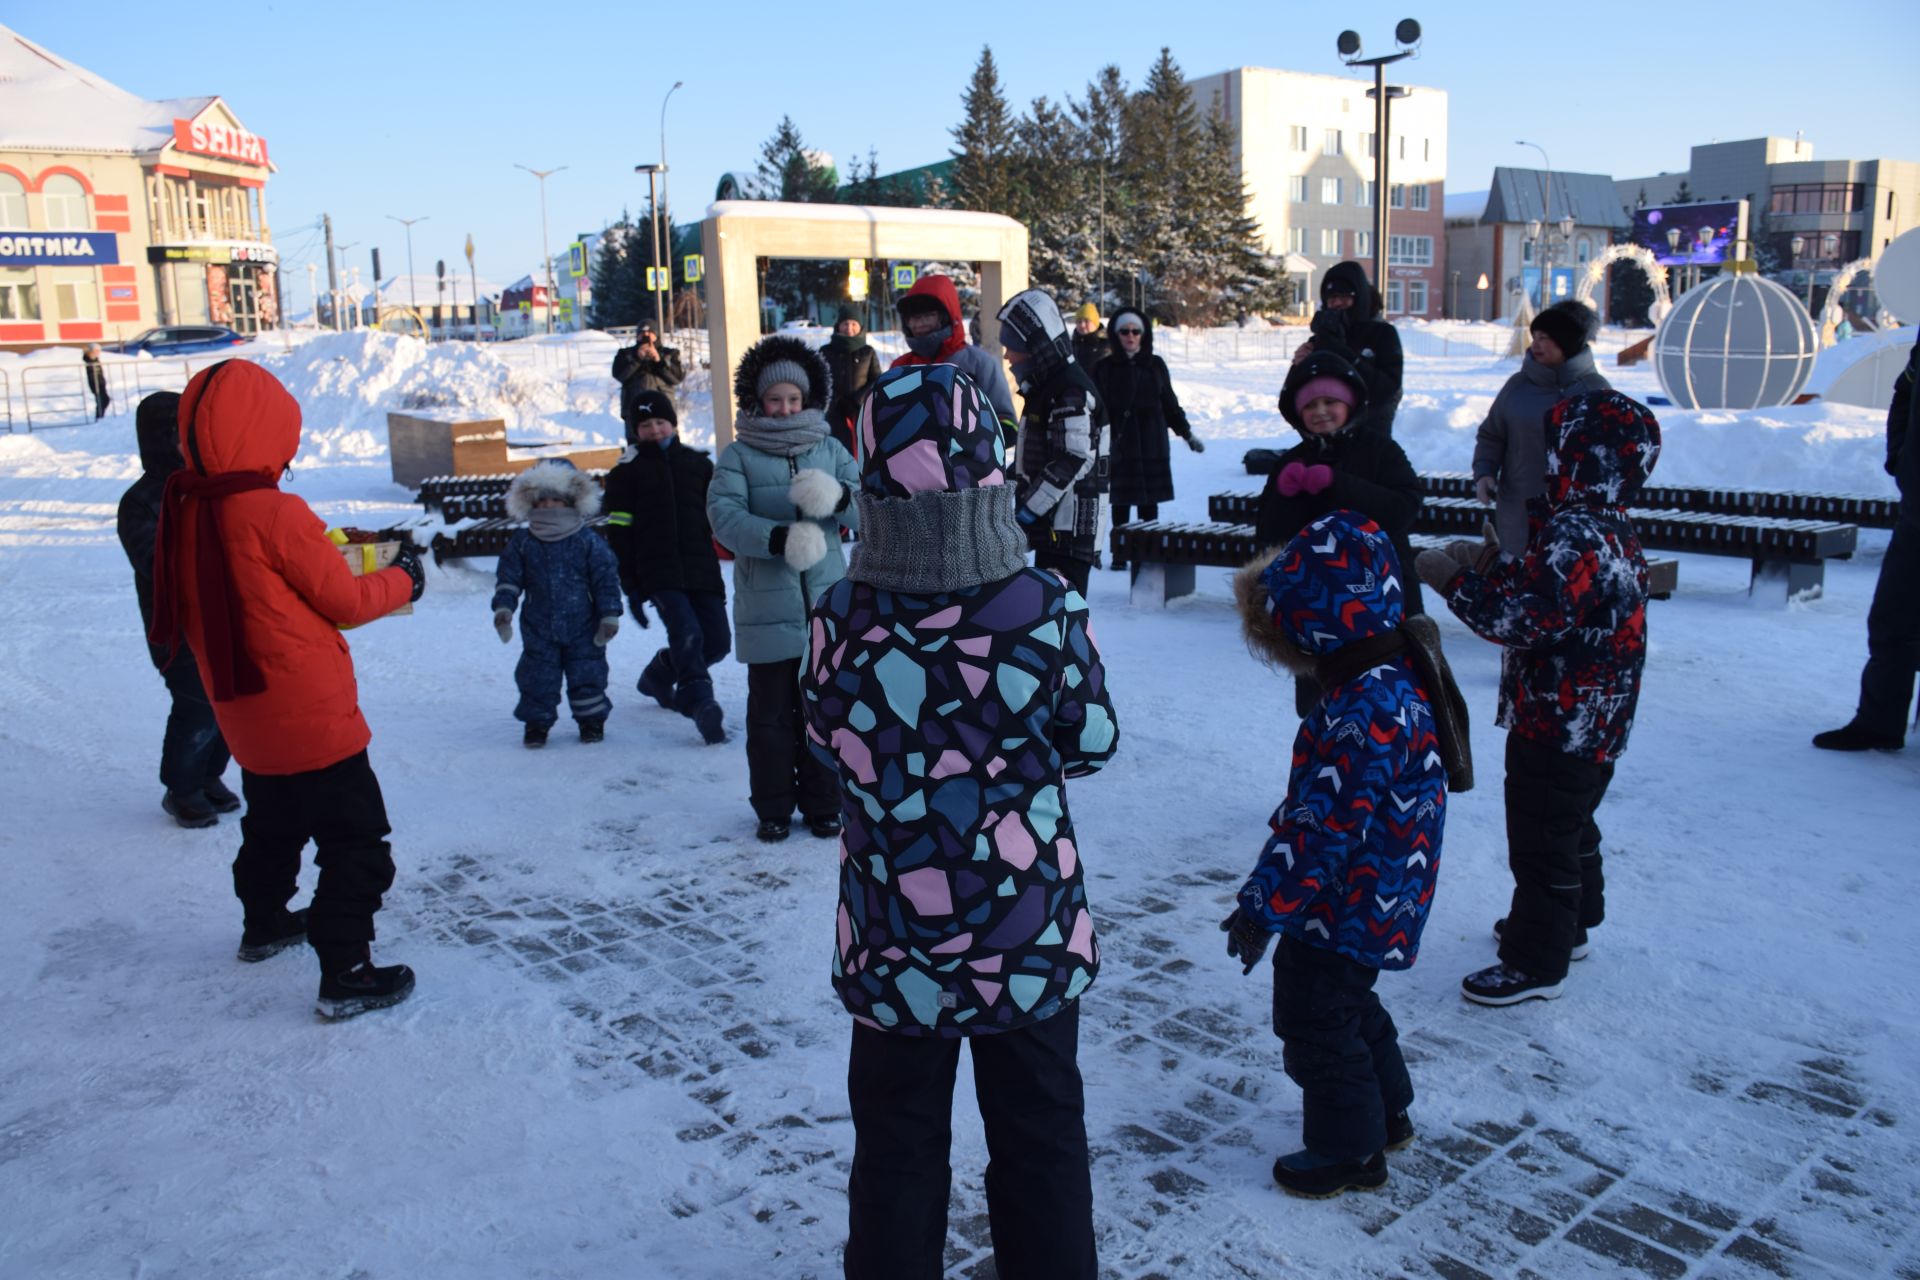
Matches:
[527,507,585,542]
[733,407,830,456]
[848,486,1028,593]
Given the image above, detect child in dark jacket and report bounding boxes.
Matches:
[1415,391,1661,1007]
[603,388,730,745]
[492,459,625,747]
[1222,510,1470,1198]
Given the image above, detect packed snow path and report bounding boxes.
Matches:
[2,332,1916,1278]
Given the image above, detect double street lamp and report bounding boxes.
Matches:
[1338,19,1422,294]
[514,163,566,335]
[1526,213,1579,310]
[1790,234,1817,311]
[386,214,428,316]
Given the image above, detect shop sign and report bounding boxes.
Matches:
[172,117,271,167]
[0,232,120,266]
[146,243,279,265]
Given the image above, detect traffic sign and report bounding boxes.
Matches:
[646,266,665,292]
[569,241,587,278]
[892,264,916,290]
[684,254,704,283]
[848,258,869,301]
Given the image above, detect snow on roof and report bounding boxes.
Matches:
[1445,189,1489,221]
[0,23,211,154]
[704,199,1023,229]
[375,272,510,303]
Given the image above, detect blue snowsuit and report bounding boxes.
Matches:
[493,527,624,727]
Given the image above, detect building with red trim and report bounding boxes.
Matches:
[0,23,278,348]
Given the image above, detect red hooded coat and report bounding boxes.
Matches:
[165,361,411,775]
[887,274,1018,431]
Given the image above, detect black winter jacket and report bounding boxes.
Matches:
[612,342,686,427]
[1309,261,1404,438]
[1072,328,1107,376]
[116,391,185,669]
[1889,340,1918,502]
[822,334,882,451]
[1093,316,1192,506]
[603,440,726,599]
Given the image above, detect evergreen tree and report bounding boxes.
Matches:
[950,47,1018,214]
[752,116,842,315]
[589,214,633,327]
[1012,96,1099,303]
[1119,48,1200,314]
[1070,66,1130,312]
[1165,105,1283,323]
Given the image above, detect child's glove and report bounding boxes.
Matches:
[1220,909,1273,976]
[1474,474,1498,506]
[1415,549,1465,594]
[629,598,651,629]
[1185,433,1206,453]
[392,541,427,602]
[782,520,828,571]
[493,609,513,644]
[1300,464,1333,495]
[788,468,848,519]
[1276,462,1333,497]
[593,616,620,648]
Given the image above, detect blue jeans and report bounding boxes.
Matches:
[641,590,730,715]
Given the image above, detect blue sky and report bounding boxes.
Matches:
[19,0,1917,288]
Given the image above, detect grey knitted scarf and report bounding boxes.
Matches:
[733,407,830,457]
[848,485,1029,594]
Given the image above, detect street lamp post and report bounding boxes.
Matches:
[386,214,428,318]
[514,164,567,336]
[1790,234,1814,312]
[635,163,669,338]
[660,81,683,329]
[1338,19,1423,293]
[1516,140,1555,310]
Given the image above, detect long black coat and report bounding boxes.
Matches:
[1072,328,1107,376]
[1093,318,1192,506]
[821,335,882,451]
[1254,425,1426,618]
[602,440,725,599]
[611,342,686,427]
[1310,260,1405,438]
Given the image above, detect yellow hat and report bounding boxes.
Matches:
[1076,302,1102,324]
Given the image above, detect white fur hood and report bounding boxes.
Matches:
[505,461,603,521]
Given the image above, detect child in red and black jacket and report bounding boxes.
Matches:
[1415,390,1661,1007]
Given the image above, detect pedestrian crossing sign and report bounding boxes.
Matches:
[684,254,704,283]
[892,265,916,290]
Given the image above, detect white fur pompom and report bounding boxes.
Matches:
[783,520,829,572]
[788,468,844,519]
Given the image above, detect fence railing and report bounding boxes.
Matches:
[5,355,235,432]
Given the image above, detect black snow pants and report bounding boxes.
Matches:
[157,651,230,797]
[1272,935,1413,1160]
[1497,733,1614,983]
[1856,501,1920,738]
[746,658,837,824]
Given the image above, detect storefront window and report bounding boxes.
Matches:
[50,267,98,321]
[41,175,89,230]
[0,175,26,228]
[0,267,39,320]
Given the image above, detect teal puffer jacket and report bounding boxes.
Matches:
[708,435,861,664]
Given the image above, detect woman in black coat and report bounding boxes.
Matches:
[1254,351,1426,714]
[821,307,882,457]
[1093,310,1203,527]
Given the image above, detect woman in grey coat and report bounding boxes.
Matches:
[1472,300,1611,553]
[708,335,861,842]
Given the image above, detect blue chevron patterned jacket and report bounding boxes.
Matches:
[1236,511,1447,970]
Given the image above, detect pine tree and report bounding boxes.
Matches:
[950,46,1018,214]
[1013,96,1098,303]
[1169,106,1283,322]
[751,116,841,314]
[1120,48,1201,315]
[589,214,633,327]
[1070,66,1129,311]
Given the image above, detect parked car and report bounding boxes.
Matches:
[114,326,249,357]
[777,318,827,334]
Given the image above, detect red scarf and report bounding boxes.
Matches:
[147,468,279,700]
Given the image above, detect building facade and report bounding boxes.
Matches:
[1186,66,1447,318]
[0,24,277,349]
[1446,168,1629,322]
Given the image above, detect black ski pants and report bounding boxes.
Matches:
[746,658,837,824]
[1856,500,1920,738]
[1272,936,1412,1160]
[844,1007,1096,1280]
[157,651,230,797]
[1498,733,1614,983]
[233,750,396,966]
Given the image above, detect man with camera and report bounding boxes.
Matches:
[1291,261,1404,439]
[611,322,686,429]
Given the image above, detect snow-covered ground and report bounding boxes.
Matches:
[1,328,1915,1279]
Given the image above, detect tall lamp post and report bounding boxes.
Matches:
[514,163,567,335]
[635,163,669,338]
[1516,140,1557,310]
[1338,19,1422,293]
[1790,234,1814,312]
[386,214,428,316]
[660,81,684,328]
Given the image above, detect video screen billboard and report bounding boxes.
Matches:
[1629,200,1749,266]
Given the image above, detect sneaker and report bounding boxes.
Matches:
[523,723,550,748]
[1272,1149,1387,1198]
[756,819,791,843]
[1385,1110,1415,1153]
[1812,720,1904,752]
[237,908,308,963]
[579,719,606,744]
[637,665,675,711]
[202,776,242,813]
[1493,917,1590,962]
[316,960,417,1021]
[1461,963,1563,1006]
[161,789,218,829]
[807,814,842,839]
[693,702,727,745]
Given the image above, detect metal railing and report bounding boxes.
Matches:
[9,355,234,431]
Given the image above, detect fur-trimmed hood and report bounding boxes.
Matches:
[733,334,832,414]
[1235,546,1313,673]
[1234,510,1404,662]
[506,459,603,520]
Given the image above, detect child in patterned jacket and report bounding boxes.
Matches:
[1223,509,1470,1199]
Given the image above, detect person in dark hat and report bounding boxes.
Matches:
[822,305,882,456]
[1292,261,1405,438]
[611,321,685,429]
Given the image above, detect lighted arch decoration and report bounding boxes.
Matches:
[1816,257,1873,344]
[1576,244,1671,325]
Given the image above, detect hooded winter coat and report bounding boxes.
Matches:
[1440,392,1661,764]
[1255,351,1426,617]
[1092,312,1193,506]
[1232,511,1447,970]
[157,361,411,776]
[803,363,1119,1036]
[1472,347,1612,555]
[888,273,1018,434]
[118,391,184,669]
[612,337,686,428]
[999,289,1109,566]
[1309,261,1405,438]
[492,462,624,643]
[709,336,861,664]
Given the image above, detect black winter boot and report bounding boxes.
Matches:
[693,702,727,745]
[523,722,550,748]
[1272,1149,1388,1198]
[162,789,218,828]
[756,819,791,843]
[807,814,842,839]
[316,954,416,1021]
[1385,1110,1415,1152]
[202,776,242,813]
[1812,719,1904,752]
[238,907,309,963]
[578,719,606,744]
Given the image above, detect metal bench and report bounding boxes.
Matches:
[427,514,616,564]
[415,470,609,513]
[1112,519,1678,606]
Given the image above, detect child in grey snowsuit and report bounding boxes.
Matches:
[492,459,625,746]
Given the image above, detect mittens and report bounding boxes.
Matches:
[788,468,847,519]
[1275,462,1334,497]
[592,616,620,648]
[782,521,828,571]
[1415,549,1466,594]
[493,609,513,644]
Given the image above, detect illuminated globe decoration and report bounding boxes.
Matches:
[1653,274,1818,410]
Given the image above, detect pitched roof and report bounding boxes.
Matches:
[1482,167,1629,229]
[0,22,212,154]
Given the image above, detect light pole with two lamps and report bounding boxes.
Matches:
[514,163,566,335]
[386,214,428,317]
[1337,19,1422,294]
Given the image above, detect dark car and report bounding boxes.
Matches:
[115,326,249,357]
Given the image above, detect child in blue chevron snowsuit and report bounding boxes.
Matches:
[1221,509,1470,1199]
[491,459,625,746]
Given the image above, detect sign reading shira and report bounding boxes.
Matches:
[172,117,271,167]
